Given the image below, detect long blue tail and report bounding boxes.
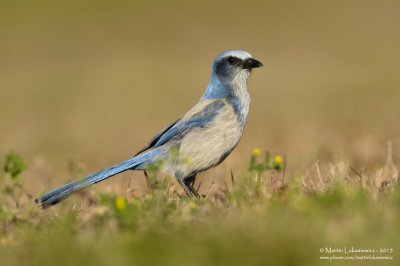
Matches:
[35,149,161,208]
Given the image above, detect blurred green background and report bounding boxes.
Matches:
[0,0,399,193]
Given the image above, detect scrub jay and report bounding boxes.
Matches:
[35,50,263,208]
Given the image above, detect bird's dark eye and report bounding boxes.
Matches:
[228,57,237,64]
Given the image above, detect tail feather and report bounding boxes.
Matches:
[35,149,161,208]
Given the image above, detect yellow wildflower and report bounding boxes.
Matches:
[115,196,127,211]
[253,147,261,156]
[274,155,283,164]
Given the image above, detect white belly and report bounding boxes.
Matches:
[166,104,244,177]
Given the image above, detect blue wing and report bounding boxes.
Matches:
[137,100,225,152]
[154,100,225,146]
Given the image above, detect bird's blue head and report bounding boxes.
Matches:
[213,50,263,80]
[203,50,263,99]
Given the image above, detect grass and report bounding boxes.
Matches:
[0,150,399,266]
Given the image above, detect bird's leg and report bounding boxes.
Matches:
[184,174,198,195]
[183,174,200,198]
[180,174,199,198]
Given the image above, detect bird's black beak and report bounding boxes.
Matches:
[243,58,263,69]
